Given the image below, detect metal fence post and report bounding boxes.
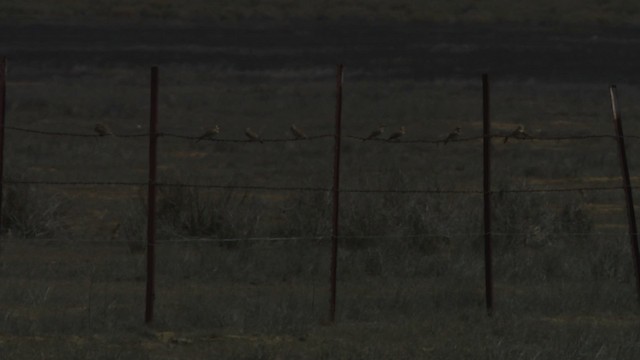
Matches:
[482,73,493,316]
[145,66,159,323]
[609,85,640,304]
[0,57,6,232]
[329,64,343,323]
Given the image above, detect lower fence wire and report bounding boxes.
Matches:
[0,232,627,245]
[0,179,627,194]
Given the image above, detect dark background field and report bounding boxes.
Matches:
[3,2,640,359]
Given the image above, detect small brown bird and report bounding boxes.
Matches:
[444,127,461,144]
[196,125,220,143]
[504,125,529,143]
[387,126,405,141]
[364,125,385,141]
[94,123,112,136]
[245,127,263,143]
[290,124,307,139]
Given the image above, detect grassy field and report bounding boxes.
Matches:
[3,0,640,26]
[1,58,640,358]
[2,9,640,358]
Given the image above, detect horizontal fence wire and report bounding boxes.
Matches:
[5,180,147,187]
[0,232,628,245]
[5,125,148,138]
[0,125,633,197]
[2,179,626,194]
[7,125,640,143]
[162,133,334,142]
[494,185,624,193]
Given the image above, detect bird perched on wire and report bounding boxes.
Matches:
[94,123,113,136]
[245,127,263,143]
[387,126,405,141]
[364,125,385,141]
[195,125,220,143]
[444,127,461,144]
[504,125,530,143]
[290,124,307,139]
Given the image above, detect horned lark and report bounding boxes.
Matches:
[444,127,461,144]
[290,124,307,139]
[387,126,405,141]
[94,123,113,136]
[364,125,385,140]
[504,125,529,143]
[196,125,220,143]
[245,127,263,143]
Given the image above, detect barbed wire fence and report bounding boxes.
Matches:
[0,58,639,324]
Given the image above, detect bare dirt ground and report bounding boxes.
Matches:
[2,22,640,83]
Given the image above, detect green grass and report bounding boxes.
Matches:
[3,0,640,26]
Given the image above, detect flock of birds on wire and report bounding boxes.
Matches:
[93,123,531,144]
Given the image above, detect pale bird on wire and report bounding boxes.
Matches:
[504,125,530,143]
[110,222,121,241]
[387,126,405,141]
[364,125,385,141]
[290,124,307,139]
[94,123,113,136]
[245,127,263,143]
[444,127,461,144]
[195,125,220,143]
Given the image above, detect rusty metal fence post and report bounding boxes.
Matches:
[482,73,493,315]
[609,85,640,303]
[0,57,6,232]
[329,64,344,323]
[145,66,159,323]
